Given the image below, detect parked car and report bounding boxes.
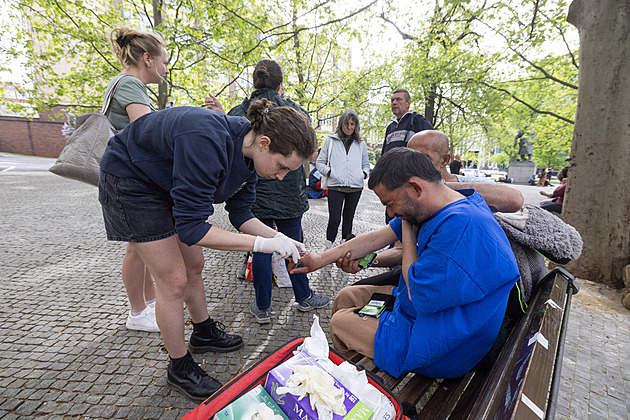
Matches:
[461,169,489,178]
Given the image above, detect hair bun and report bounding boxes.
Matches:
[116,33,131,48]
[247,98,272,130]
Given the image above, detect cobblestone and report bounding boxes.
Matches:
[1,157,629,419]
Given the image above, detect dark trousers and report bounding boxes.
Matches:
[541,202,563,214]
[326,189,362,242]
[252,217,310,310]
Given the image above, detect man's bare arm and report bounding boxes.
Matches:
[290,225,398,274]
[445,182,524,212]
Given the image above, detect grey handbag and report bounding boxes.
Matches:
[49,74,127,186]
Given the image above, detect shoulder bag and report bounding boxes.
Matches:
[319,138,333,190]
[49,74,128,186]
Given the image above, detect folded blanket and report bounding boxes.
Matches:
[495,205,583,303]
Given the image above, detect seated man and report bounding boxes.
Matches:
[407,130,495,183]
[407,130,523,212]
[291,148,520,379]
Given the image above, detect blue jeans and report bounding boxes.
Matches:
[252,217,311,310]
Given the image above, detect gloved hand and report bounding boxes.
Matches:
[253,235,301,263]
[274,232,306,253]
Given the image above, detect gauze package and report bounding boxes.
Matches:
[213,384,289,420]
[297,316,396,420]
[265,350,373,420]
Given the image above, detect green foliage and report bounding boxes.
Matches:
[3,0,578,162]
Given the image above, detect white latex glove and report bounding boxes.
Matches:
[274,232,306,253]
[254,235,301,263]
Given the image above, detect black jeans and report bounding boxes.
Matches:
[326,189,362,242]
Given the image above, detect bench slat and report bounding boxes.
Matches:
[395,374,436,405]
[508,275,569,419]
[447,367,490,419]
[465,275,556,417]
[420,372,475,420]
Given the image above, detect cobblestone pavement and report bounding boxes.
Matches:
[0,156,628,419]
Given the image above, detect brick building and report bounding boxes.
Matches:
[0,106,69,158]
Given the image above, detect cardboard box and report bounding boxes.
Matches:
[213,384,289,420]
[265,351,373,420]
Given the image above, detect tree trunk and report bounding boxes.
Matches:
[153,0,168,109]
[564,0,630,288]
[424,83,437,126]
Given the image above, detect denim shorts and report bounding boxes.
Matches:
[99,171,177,243]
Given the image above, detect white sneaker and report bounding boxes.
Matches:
[147,300,156,309]
[126,306,160,332]
[323,240,334,252]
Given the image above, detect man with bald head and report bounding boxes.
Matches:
[406,130,490,183]
[407,130,523,213]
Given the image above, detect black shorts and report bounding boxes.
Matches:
[99,170,176,243]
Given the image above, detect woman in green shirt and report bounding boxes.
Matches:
[104,27,174,333]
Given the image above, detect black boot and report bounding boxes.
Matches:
[166,352,222,403]
[188,317,243,353]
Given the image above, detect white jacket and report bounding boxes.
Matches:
[316,133,370,189]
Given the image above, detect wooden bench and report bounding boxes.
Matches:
[346,267,579,420]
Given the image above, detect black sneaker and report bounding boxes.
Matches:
[166,352,222,403]
[188,317,244,354]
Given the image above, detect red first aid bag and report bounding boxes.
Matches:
[182,337,408,419]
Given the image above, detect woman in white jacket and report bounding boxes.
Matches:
[317,110,370,249]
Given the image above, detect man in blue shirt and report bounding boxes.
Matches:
[291,148,520,378]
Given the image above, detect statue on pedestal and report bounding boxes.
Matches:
[514,128,535,161]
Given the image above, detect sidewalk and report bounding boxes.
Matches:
[0,159,628,419]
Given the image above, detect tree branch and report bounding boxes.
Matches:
[478,80,574,124]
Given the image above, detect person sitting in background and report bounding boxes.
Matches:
[406,131,523,212]
[407,131,495,184]
[537,169,551,186]
[307,166,326,198]
[540,166,568,214]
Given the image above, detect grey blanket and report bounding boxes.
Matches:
[495,205,583,303]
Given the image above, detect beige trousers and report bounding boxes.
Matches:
[330,284,395,358]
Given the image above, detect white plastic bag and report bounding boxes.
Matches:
[272,254,292,288]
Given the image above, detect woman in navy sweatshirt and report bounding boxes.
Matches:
[98,98,316,402]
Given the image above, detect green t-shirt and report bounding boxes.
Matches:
[104,74,156,130]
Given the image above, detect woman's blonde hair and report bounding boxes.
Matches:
[109,27,166,68]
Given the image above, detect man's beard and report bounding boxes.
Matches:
[399,193,425,226]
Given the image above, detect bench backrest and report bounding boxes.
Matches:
[466,267,578,419]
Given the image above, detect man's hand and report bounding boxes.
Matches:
[401,220,420,245]
[288,252,323,274]
[335,251,362,274]
[204,93,225,114]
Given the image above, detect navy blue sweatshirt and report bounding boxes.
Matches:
[100,106,258,246]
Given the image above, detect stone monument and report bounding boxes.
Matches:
[508,128,536,183]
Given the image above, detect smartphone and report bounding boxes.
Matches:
[358,252,377,269]
[356,293,395,318]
